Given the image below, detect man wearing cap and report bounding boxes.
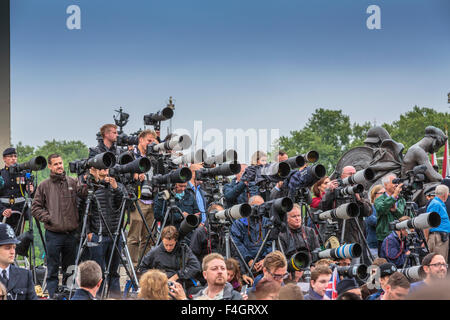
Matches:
[0,223,37,300]
[336,278,362,299]
[380,216,411,268]
[366,262,398,300]
[0,147,33,233]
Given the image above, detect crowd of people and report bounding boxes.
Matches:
[0,123,449,301]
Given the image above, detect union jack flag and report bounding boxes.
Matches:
[324,267,339,300]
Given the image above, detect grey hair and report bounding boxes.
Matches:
[382,174,397,186]
[435,185,449,197]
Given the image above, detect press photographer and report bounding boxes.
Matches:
[153,181,200,231]
[139,225,201,295]
[127,129,158,268]
[380,216,411,268]
[230,195,273,274]
[279,204,320,276]
[84,167,124,298]
[223,163,249,208]
[89,124,120,158]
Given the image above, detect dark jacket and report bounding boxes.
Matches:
[189,224,220,263]
[31,172,86,233]
[191,282,243,300]
[223,179,248,208]
[278,226,320,257]
[154,188,199,224]
[0,167,27,230]
[71,288,95,300]
[139,242,201,281]
[230,217,272,264]
[88,140,119,158]
[380,231,407,268]
[3,265,38,300]
[84,183,124,236]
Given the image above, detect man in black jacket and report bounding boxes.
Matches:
[84,167,124,298]
[89,124,120,158]
[0,223,37,300]
[139,226,201,293]
[279,204,320,263]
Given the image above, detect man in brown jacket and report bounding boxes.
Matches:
[32,153,86,298]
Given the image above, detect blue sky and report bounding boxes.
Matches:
[10,0,450,152]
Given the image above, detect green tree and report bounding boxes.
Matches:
[279,108,358,173]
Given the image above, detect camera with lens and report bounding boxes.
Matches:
[143,105,174,131]
[9,156,47,175]
[388,211,441,231]
[116,133,139,147]
[69,152,117,176]
[311,243,362,262]
[151,167,192,187]
[209,203,252,225]
[392,164,427,197]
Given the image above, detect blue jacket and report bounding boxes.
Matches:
[2,265,38,300]
[366,289,383,300]
[428,197,450,234]
[154,188,200,224]
[365,204,378,249]
[230,217,272,263]
[380,231,407,268]
[223,179,248,208]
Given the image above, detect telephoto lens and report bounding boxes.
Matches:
[392,212,441,230]
[316,202,360,220]
[214,204,252,221]
[341,168,376,186]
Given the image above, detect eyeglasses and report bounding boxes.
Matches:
[268,270,289,280]
[428,263,448,269]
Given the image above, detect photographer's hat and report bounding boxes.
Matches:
[2,148,16,157]
[336,278,359,296]
[0,223,20,245]
[379,263,397,277]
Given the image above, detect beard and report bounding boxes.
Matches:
[214,276,226,286]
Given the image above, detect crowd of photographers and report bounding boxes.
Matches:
[0,120,450,301]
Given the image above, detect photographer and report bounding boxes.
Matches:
[230,195,273,274]
[241,151,268,197]
[279,204,320,269]
[139,226,201,293]
[223,164,249,209]
[380,216,411,268]
[89,124,119,158]
[425,184,450,261]
[31,154,87,298]
[250,250,288,291]
[319,166,372,248]
[189,204,224,264]
[84,167,124,298]
[127,129,158,268]
[153,182,200,230]
[375,174,406,254]
[188,163,208,226]
[0,148,33,233]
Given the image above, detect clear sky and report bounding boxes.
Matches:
[10,0,450,155]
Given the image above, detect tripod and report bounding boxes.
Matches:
[210,219,255,280]
[14,181,47,286]
[402,231,422,268]
[403,194,430,254]
[249,217,285,273]
[296,191,326,248]
[153,194,183,247]
[69,181,138,300]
